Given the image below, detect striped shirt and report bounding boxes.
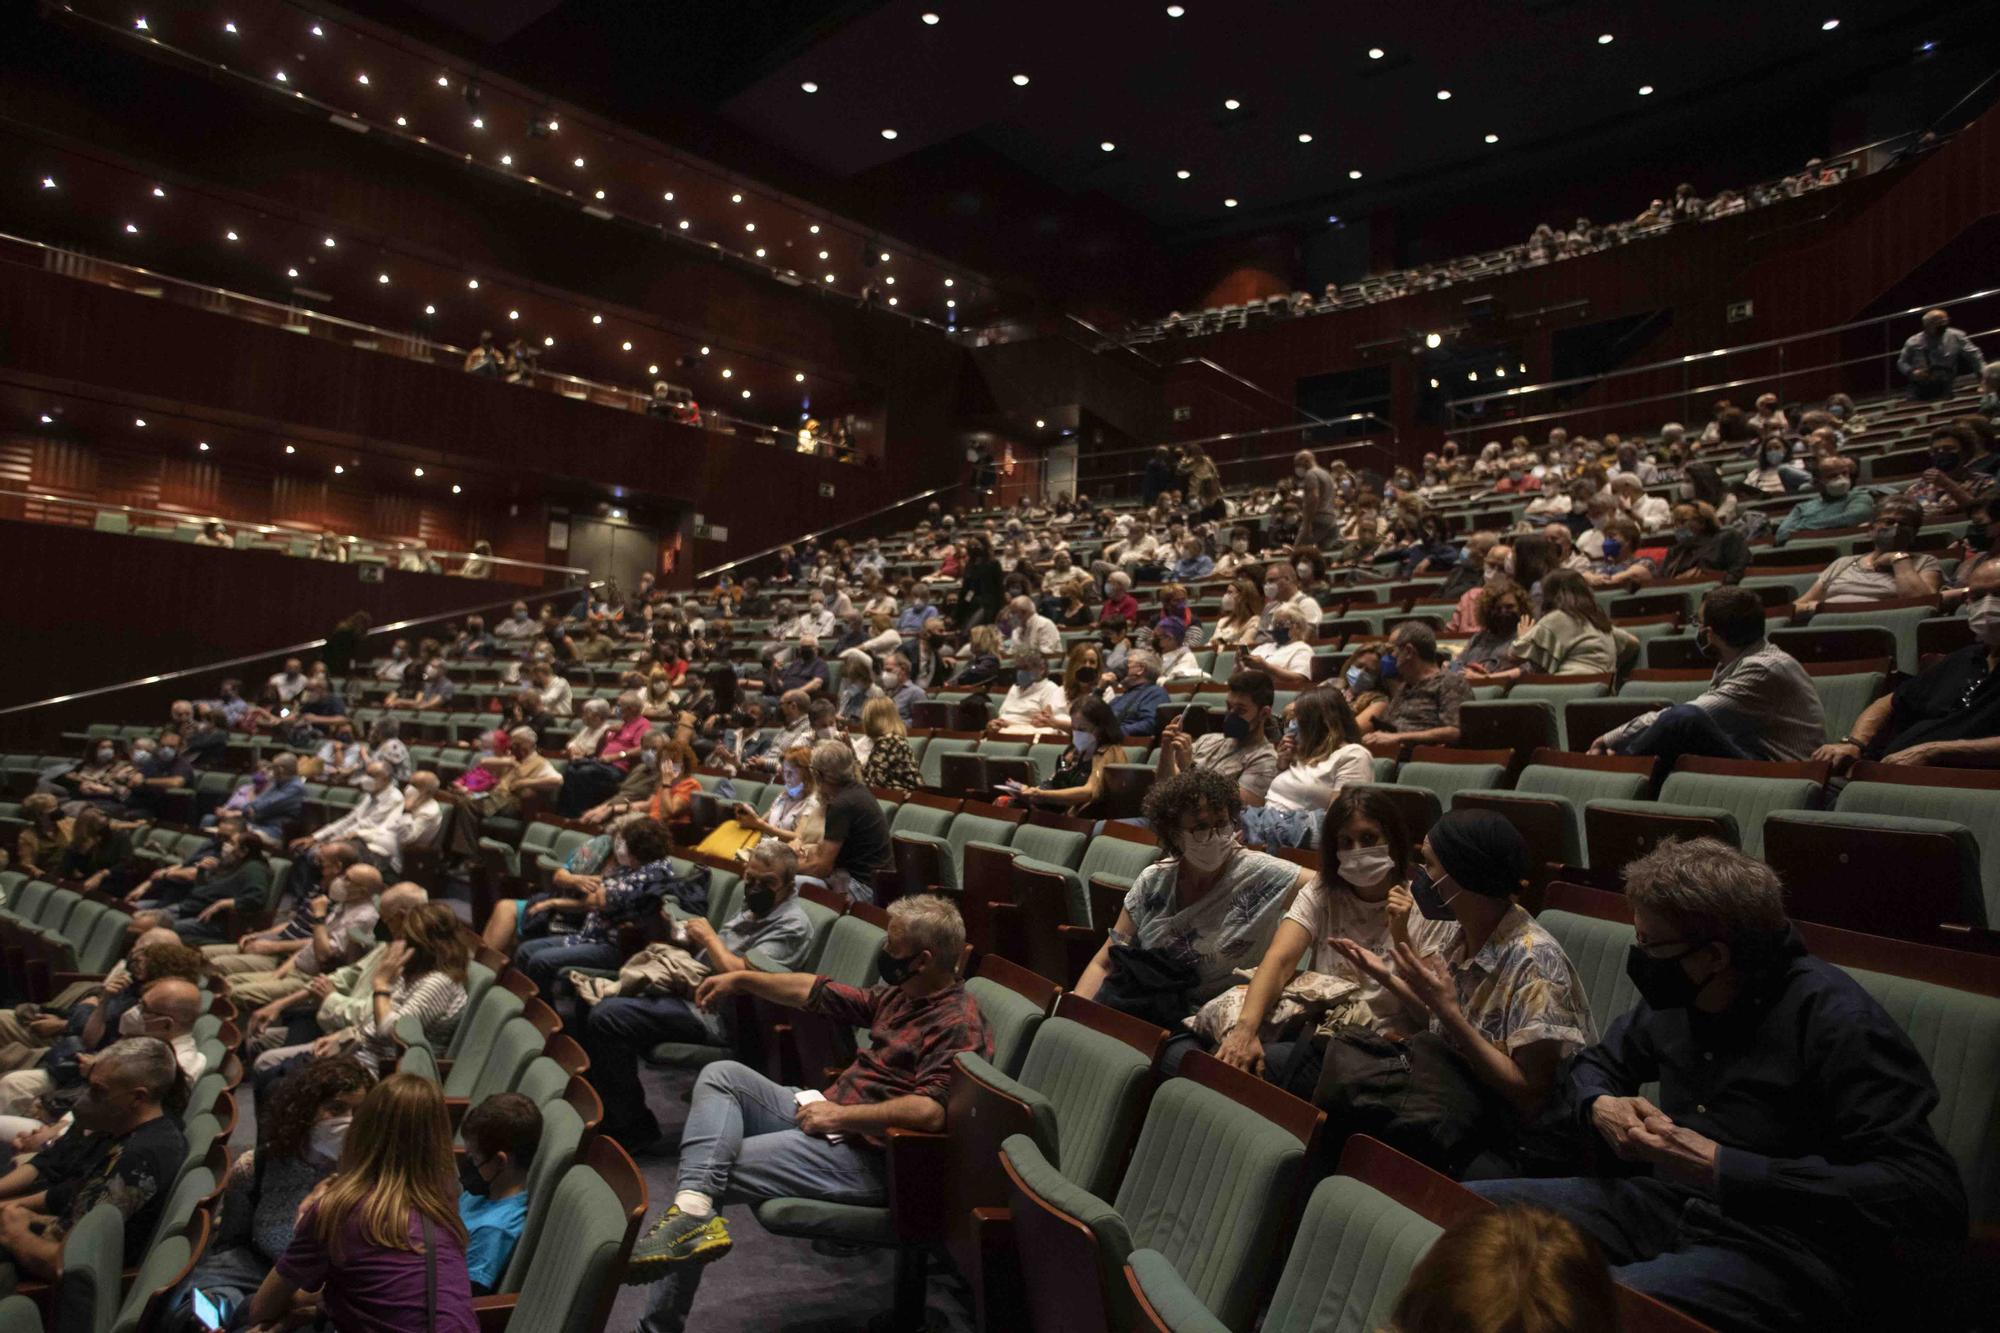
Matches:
[349,971,467,1074]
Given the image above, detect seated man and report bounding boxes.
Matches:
[1793,497,1944,610]
[0,1037,189,1290]
[1470,838,1968,1330]
[1815,552,2000,769]
[1591,588,1825,765]
[1773,456,1874,545]
[582,843,816,1151]
[1359,623,1469,747]
[458,1092,543,1296]
[223,752,306,848]
[985,651,1067,734]
[244,883,429,1061]
[878,653,927,726]
[778,635,833,698]
[208,862,384,1012]
[126,811,245,911]
[131,830,274,947]
[289,760,403,886]
[0,928,182,1073]
[1000,595,1062,661]
[623,895,992,1333]
[1107,648,1169,739]
[1155,669,1280,805]
[0,975,204,1134]
[443,728,560,856]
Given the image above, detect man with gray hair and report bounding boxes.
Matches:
[1110,646,1168,739]
[1001,595,1061,660]
[1898,306,1985,400]
[988,650,1067,734]
[1362,621,1468,747]
[624,894,991,1327]
[0,1035,189,1280]
[584,842,818,1151]
[291,760,403,880]
[1470,837,1968,1330]
[793,740,892,904]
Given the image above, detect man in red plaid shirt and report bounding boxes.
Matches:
[624,894,990,1330]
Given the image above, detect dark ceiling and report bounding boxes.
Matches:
[371,0,1982,238]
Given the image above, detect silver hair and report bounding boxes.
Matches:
[745,840,798,883]
[580,697,611,719]
[98,1036,182,1101]
[617,690,644,711]
[508,727,539,746]
[809,739,858,787]
[1125,648,1162,680]
[1622,837,1787,952]
[886,893,965,968]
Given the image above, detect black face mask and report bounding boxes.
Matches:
[374,920,393,944]
[1220,712,1253,742]
[457,1155,493,1198]
[1409,867,1459,921]
[744,885,778,917]
[876,944,926,986]
[1624,944,1711,1010]
[1487,612,1524,637]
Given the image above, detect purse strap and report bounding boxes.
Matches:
[421,1214,437,1333]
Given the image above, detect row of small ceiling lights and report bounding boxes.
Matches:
[130,12,962,320]
[40,168,823,404]
[37,409,463,489]
[812,8,1844,213]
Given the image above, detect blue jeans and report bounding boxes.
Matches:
[514,935,618,998]
[1467,1175,1846,1332]
[582,995,720,1144]
[1238,804,1323,849]
[639,1060,887,1333]
[1613,703,1752,767]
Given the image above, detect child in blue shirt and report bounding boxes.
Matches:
[457,1092,543,1295]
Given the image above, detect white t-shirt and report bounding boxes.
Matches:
[1264,742,1374,814]
[1158,646,1207,681]
[997,678,1068,726]
[1282,876,1399,1022]
[1249,640,1314,677]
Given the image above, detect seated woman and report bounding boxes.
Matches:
[1660,500,1748,584]
[1239,691,1374,847]
[852,699,916,789]
[1209,576,1268,650]
[12,793,68,879]
[728,745,826,856]
[1073,768,1313,1074]
[1339,645,1391,720]
[307,902,470,1077]
[948,624,1005,688]
[1054,574,1098,629]
[639,668,679,722]
[1581,517,1657,593]
[1794,496,1945,611]
[1740,437,1811,495]
[1012,697,1127,813]
[1216,790,1414,1085]
[249,1073,481,1333]
[1327,810,1597,1178]
[1449,579,1528,674]
[1466,569,1617,684]
[1153,618,1207,682]
[1156,583,1206,648]
[168,1057,375,1330]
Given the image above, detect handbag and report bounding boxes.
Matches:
[614,941,711,998]
[1305,1025,1510,1178]
[1185,968,1366,1044]
[1094,944,1202,1029]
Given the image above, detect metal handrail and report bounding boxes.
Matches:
[0,486,590,577]
[0,228,795,444]
[0,582,601,718]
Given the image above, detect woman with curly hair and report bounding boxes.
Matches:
[166,1057,375,1330]
[1072,768,1310,1071]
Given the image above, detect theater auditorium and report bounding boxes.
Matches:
[1,1,1998,1330]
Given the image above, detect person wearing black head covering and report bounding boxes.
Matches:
[1329,809,1598,1127]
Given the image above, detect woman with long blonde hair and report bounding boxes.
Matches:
[248,1072,479,1331]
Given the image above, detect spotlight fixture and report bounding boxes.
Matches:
[1175,168,1191,179]
[223,21,235,33]
[1425,332,1443,348]
[572,156,585,168]
[1822,17,1840,29]
[649,364,660,375]
[1035,418,1046,428]
[721,368,733,378]
[795,373,806,382]
[1223,197,1238,207]
[134,418,147,427]
[887,297,898,305]
[881,128,898,139]
[1100,141,1115,152]
[39,414,52,423]
[334,464,344,474]
[731,194,743,203]
[592,314,603,324]
[467,278,479,289]
[152,186,166,197]
[274,71,287,82]
[500,154,512,165]
[41,176,55,189]
[745,222,756,232]
[508,309,519,319]
[1485,132,1499,143]
[1367,46,1384,59]
[198,441,209,450]
[395,116,407,126]
[413,467,425,477]
[1166,4,1185,14]
[225,230,239,241]
[1298,132,1313,143]
[809,224,821,234]
[322,236,336,247]
[134,15,148,29]
[801,81,819,93]
[1223,97,1241,110]
[824,273,836,283]
[1436,89,1451,100]
[424,304,435,315]
[284,444,296,454]
[356,72,369,85]
[663,191,674,201]
[310,24,323,36]
[741,389,751,398]
[1598,32,1613,44]
[1012,73,1030,86]
[1638,84,1655,95]
[1348,169,1362,179]
[437,75,450,87]
[543,336,554,347]
[124,222,139,234]
[377,272,390,284]
[451,484,461,494]
[920,11,939,23]
[622,340,633,350]
[287,267,299,277]
[943,278,954,287]
[678,220,689,229]
[594,189,606,200]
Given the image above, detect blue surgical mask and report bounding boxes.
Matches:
[1379,652,1401,682]
[1601,538,1624,560]
[1015,668,1038,688]
[1072,730,1097,757]
[1345,666,1375,692]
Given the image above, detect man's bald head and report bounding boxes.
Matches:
[134,926,180,954]
[407,771,440,797]
[142,977,203,1034]
[343,864,385,900]
[379,882,429,926]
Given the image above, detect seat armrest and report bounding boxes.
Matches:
[885,1127,952,1243]
[445,1095,470,1130]
[470,1293,517,1333]
[1126,1250,1230,1333]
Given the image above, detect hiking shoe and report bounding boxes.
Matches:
[623,1207,731,1283]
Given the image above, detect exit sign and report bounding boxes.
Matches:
[818,482,836,498]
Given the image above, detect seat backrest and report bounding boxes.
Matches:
[505,1163,631,1333]
[10,879,53,920]
[1837,780,2000,925]
[1657,771,1821,859]
[512,1055,570,1107]
[111,1230,192,1333]
[56,1201,123,1333]
[816,915,887,989]
[499,1098,587,1293]
[469,1017,551,1105]
[1261,1175,1442,1333]
[1396,761,1506,809]
[145,1165,214,1253]
[921,737,979,787]
[1516,761,1650,806]
[443,986,526,1097]
[1008,824,1090,869]
[1115,1078,1306,1331]
[1016,1016,1156,1198]
[792,895,844,969]
[946,812,1019,871]
[1811,670,1885,744]
[1538,909,1641,1036]
[1617,676,1711,704]
[453,961,499,1059]
[1839,965,2000,1224]
[965,976,1046,1079]
[1076,833,1163,890]
[890,801,956,839]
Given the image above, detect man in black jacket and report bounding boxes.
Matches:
[1470,838,1968,1331]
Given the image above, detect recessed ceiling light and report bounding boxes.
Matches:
[1223,197,1238,207]
[284,443,296,453]
[700,345,710,354]
[322,236,336,247]
[508,309,519,319]
[744,222,756,232]
[662,191,675,202]
[572,156,585,168]
[310,24,323,36]
[500,154,512,165]
[1100,141,1115,152]
[1165,4,1185,14]
[920,11,939,23]
[946,299,956,308]
[881,128,899,139]
[424,304,435,315]
[1485,132,1499,143]
[198,441,209,450]
[731,193,743,204]
[1223,98,1241,110]
[648,364,659,374]
[1327,213,1340,223]
[1367,47,1384,59]
[879,251,891,262]
[1425,332,1442,348]
[1035,418,1046,428]
[543,335,554,347]
[134,16,148,29]
[152,186,166,197]
[1822,17,1840,29]
[885,276,896,284]
[678,220,689,229]
[395,116,407,126]
[356,73,370,85]
[225,230,239,241]
[795,373,806,382]
[134,418,147,427]
[223,21,235,33]
[471,117,483,129]
[274,70,287,82]
[1297,132,1313,143]
[124,222,139,234]
[721,368,733,378]
[1012,73,1030,86]
[377,272,390,284]
[594,189,606,199]
[1175,168,1191,179]
[41,176,55,188]
[801,81,819,93]
[287,267,299,277]
[333,464,344,474]
[413,467,424,477]
[809,224,821,234]
[1436,89,1451,100]
[819,250,830,260]
[437,75,450,87]
[824,273,836,283]
[944,278,954,287]
[451,484,461,494]
[887,297,898,305]
[741,388,751,398]
[467,278,479,289]
[39,414,52,424]
[1638,84,1655,95]
[1597,33,1614,44]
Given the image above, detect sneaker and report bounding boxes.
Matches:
[623,1207,731,1284]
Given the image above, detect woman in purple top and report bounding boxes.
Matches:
[248,1072,478,1333]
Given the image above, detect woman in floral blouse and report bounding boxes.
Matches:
[859,698,922,790]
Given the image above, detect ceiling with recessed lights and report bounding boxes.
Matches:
[372,0,1976,239]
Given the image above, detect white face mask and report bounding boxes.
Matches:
[119,1006,157,1037]
[1179,827,1235,875]
[1968,595,2000,647]
[327,875,349,904]
[1337,846,1398,889]
[310,1112,352,1163]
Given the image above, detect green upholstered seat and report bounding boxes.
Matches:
[1074,835,1165,907]
[466,1017,550,1106]
[1007,823,1090,869]
[1811,670,1886,745]
[441,986,526,1098]
[110,1230,192,1333]
[1617,676,1710,705]
[505,1163,633,1333]
[1809,604,1934,674]
[1655,770,1820,859]
[895,811,1019,893]
[920,737,978,788]
[1395,760,1506,812]
[55,1202,123,1333]
[451,961,499,1061]
[984,1015,1153,1199]
[1003,1074,1305,1332]
[751,1196,900,1247]
[511,1055,570,1107]
[1540,909,1643,1039]
[888,801,956,840]
[965,976,1047,1079]
[1126,1174,1443,1333]
[499,1099,586,1293]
